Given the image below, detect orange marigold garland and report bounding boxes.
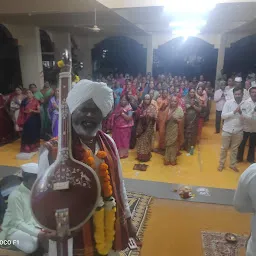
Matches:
[83,148,116,255]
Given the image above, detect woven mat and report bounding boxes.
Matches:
[120,192,152,256]
[201,231,248,256]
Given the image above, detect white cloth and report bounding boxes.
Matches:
[1,183,41,239]
[21,163,38,174]
[66,79,114,117]
[233,163,256,256]
[9,230,38,254]
[235,77,242,82]
[214,89,226,111]
[241,97,256,132]
[221,99,244,134]
[38,134,130,256]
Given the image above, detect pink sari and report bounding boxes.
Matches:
[111,104,134,158]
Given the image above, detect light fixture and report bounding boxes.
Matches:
[173,28,200,38]
[169,20,206,28]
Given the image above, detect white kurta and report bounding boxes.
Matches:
[38,134,131,256]
[233,163,256,256]
[0,183,41,253]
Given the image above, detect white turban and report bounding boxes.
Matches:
[235,77,242,82]
[21,163,38,174]
[67,79,114,117]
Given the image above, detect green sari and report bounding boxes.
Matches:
[41,88,53,136]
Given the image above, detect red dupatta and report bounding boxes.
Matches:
[17,98,40,128]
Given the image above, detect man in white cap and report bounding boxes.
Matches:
[233,163,256,256]
[237,86,256,164]
[0,163,50,254]
[38,79,136,256]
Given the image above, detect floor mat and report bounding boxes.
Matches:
[202,231,247,256]
[120,192,152,256]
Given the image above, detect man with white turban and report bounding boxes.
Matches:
[38,80,136,256]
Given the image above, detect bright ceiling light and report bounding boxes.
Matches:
[164,0,218,14]
[172,28,201,39]
[169,20,206,28]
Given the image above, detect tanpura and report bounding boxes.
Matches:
[30,51,101,256]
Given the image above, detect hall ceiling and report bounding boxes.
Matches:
[114,2,256,34]
[0,0,147,36]
[0,0,255,36]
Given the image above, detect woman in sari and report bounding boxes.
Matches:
[184,88,201,152]
[29,83,44,138]
[48,88,59,137]
[113,82,123,107]
[165,96,184,165]
[41,81,54,138]
[155,89,169,152]
[136,94,158,162]
[196,84,207,142]
[111,95,134,158]
[0,94,15,145]
[176,88,186,154]
[17,89,41,153]
[10,87,25,132]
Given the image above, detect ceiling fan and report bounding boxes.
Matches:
[87,8,102,33]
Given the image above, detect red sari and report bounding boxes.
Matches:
[110,104,134,158]
[17,97,41,152]
[0,94,15,145]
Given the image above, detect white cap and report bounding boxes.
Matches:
[235,77,242,82]
[21,163,38,174]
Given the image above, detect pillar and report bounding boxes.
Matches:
[215,34,226,89]
[51,32,71,62]
[18,26,44,88]
[146,35,153,74]
[72,36,92,79]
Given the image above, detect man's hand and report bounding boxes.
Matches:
[234,106,241,114]
[38,231,47,242]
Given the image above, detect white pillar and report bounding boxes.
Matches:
[146,35,153,74]
[18,26,44,89]
[51,32,71,61]
[215,34,226,89]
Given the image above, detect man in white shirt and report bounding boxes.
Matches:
[224,78,234,99]
[233,163,256,256]
[0,163,50,254]
[225,77,249,101]
[238,86,256,163]
[218,87,244,172]
[214,81,226,133]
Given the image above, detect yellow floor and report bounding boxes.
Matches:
[141,199,250,256]
[0,108,251,190]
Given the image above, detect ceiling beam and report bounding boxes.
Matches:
[97,0,254,9]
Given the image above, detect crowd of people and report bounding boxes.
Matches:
[0,71,255,169]
[0,70,256,256]
[0,82,59,153]
[101,73,213,166]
